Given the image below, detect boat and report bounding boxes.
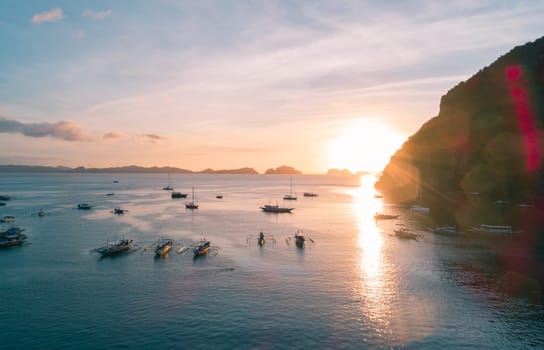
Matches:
[1,215,15,223]
[373,194,383,198]
[95,238,132,256]
[410,204,430,213]
[154,238,173,256]
[163,173,174,190]
[185,187,199,209]
[283,178,297,200]
[394,229,419,240]
[0,227,28,248]
[192,238,210,256]
[432,225,462,235]
[294,230,306,247]
[77,203,94,210]
[303,192,318,197]
[374,213,399,220]
[216,195,223,199]
[38,209,45,217]
[171,191,188,199]
[0,195,11,201]
[470,224,516,235]
[113,180,119,183]
[0,202,6,206]
[260,204,294,213]
[106,192,114,196]
[113,207,128,215]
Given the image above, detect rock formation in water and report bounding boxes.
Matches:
[375,36,544,227]
[265,165,303,175]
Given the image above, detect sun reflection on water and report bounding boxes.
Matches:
[350,175,396,342]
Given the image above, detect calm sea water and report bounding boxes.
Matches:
[0,173,542,349]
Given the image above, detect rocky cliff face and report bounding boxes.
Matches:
[375,36,544,226]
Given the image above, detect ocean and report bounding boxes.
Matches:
[0,173,542,349]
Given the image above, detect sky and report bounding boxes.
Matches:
[1,0,543,174]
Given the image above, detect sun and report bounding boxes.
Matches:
[326,120,404,173]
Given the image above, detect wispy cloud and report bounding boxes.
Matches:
[0,117,92,141]
[32,8,64,24]
[138,134,167,144]
[83,9,112,20]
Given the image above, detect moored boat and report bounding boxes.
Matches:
[0,227,27,248]
[95,238,132,256]
[1,215,15,223]
[394,229,419,240]
[470,224,516,235]
[294,230,306,247]
[113,207,128,215]
[374,213,399,220]
[171,191,188,199]
[185,187,199,209]
[154,238,173,256]
[193,238,210,256]
[303,192,318,197]
[432,225,462,235]
[260,204,294,213]
[77,203,94,210]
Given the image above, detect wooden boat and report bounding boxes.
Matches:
[154,238,173,256]
[374,213,399,220]
[294,230,306,247]
[192,238,210,257]
[260,204,294,213]
[0,227,27,248]
[113,207,128,215]
[1,215,15,223]
[303,192,318,197]
[95,238,132,256]
[77,203,94,210]
[172,191,188,199]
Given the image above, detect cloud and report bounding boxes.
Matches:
[32,8,64,24]
[103,131,125,140]
[83,9,112,20]
[0,117,93,141]
[138,134,167,143]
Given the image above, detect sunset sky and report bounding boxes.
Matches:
[1,1,543,174]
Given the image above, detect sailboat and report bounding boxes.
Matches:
[185,187,199,209]
[283,178,297,200]
[163,173,173,191]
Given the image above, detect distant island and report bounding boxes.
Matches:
[0,164,366,176]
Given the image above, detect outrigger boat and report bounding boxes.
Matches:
[95,238,132,256]
[154,238,173,256]
[0,227,27,248]
[260,204,294,213]
[1,215,15,223]
[193,238,210,257]
[286,229,313,248]
[113,207,128,215]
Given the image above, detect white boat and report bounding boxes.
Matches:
[410,204,430,213]
[260,204,294,213]
[432,225,462,235]
[185,187,199,209]
[471,224,515,235]
[154,238,173,256]
[95,238,132,256]
[283,178,297,200]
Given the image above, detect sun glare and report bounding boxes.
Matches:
[327,120,404,173]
